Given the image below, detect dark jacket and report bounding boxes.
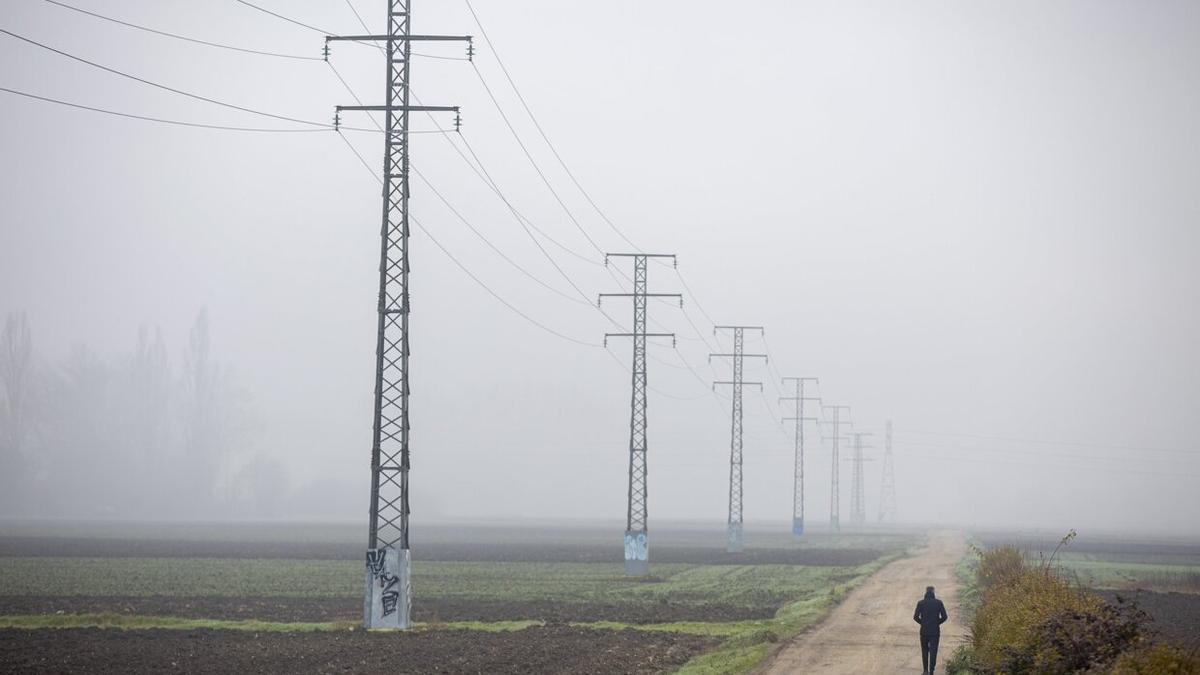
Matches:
[913,594,948,636]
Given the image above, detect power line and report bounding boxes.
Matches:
[327,51,615,335]
[337,0,468,61]
[333,119,602,350]
[464,0,640,251]
[233,0,330,35]
[405,89,603,266]
[0,27,331,128]
[46,0,322,61]
[603,347,710,402]
[469,62,604,255]
[414,213,602,348]
[0,85,330,133]
[411,164,590,306]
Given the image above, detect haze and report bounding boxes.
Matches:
[1,0,1197,538]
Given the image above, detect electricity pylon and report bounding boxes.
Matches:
[327,5,471,630]
[878,420,897,523]
[711,326,766,553]
[849,432,874,525]
[599,254,680,576]
[821,405,851,533]
[780,377,819,537]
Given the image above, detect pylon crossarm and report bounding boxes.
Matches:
[327,34,473,42]
[337,105,459,112]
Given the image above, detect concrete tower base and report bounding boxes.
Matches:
[727,522,744,553]
[364,547,411,629]
[624,529,649,576]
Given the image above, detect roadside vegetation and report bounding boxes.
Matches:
[946,532,1200,674]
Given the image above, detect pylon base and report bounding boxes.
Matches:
[364,547,411,629]
[726,523,744,553]
[792,517,804,537]
[624,529,649,576]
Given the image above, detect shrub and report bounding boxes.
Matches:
[1108,644,1200,674]
[995,600,1147,673]
[972,567,1105,669]
[977,546,1024,591]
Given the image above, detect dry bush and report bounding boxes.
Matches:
[996,600,1147,673]
[1108,643,1200,674]
[978,546,1025,591]
[972,567,1105,669]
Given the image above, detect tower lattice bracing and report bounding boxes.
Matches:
[850,433,866,524]
[328,1,470,629]
[878,419,897,523]
[712,326,766,552]
[781,377,819,537]
[600,254,678,576]
[823,405,851,533]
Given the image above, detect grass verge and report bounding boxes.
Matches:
[0,613,540,633]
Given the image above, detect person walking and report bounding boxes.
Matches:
[913,585,948,674]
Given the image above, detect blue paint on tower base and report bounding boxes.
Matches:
[726,522,744,553]
[624,529,649,576]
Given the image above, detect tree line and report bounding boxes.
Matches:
[0,309,288,519]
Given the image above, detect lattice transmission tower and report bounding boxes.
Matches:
[600,254,679,576]
[878,419,897,523]
[711,326,766,552]
[849,432,874,525]
[821,405,851,533]
[327,3,471,630]
[780,377,819,537]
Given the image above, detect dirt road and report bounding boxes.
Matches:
[761,531,968,675]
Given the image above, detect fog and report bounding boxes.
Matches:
[1,0,1198,537]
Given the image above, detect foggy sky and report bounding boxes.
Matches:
[1,0,1198,536]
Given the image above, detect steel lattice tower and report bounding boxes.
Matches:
[711,326,766,552]
[822,405,851,533]
[780,377,819,537]
[878,420,897,523]
[327,3,471,629]
[849,432,874,525]
[600,253,679,576]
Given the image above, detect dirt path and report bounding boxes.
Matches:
[761,531,968,675]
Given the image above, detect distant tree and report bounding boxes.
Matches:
[0,312,34,506]
[123,325,173,509]
[178,309,259,512]
[180,309,222,504]
[36,344,125,515]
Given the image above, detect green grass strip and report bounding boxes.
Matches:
[0,613,541,633]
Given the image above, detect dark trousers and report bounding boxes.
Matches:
[920,633,940,672]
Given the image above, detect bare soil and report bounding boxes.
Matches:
[1098,589,1200,650]
[0,625,717,674]
[0,595,774,624]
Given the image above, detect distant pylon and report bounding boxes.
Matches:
[780,377,819,537]
[711,325,767,553]
[878,420,897,523]
[821,405,851,533]
[849,432,874,525]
